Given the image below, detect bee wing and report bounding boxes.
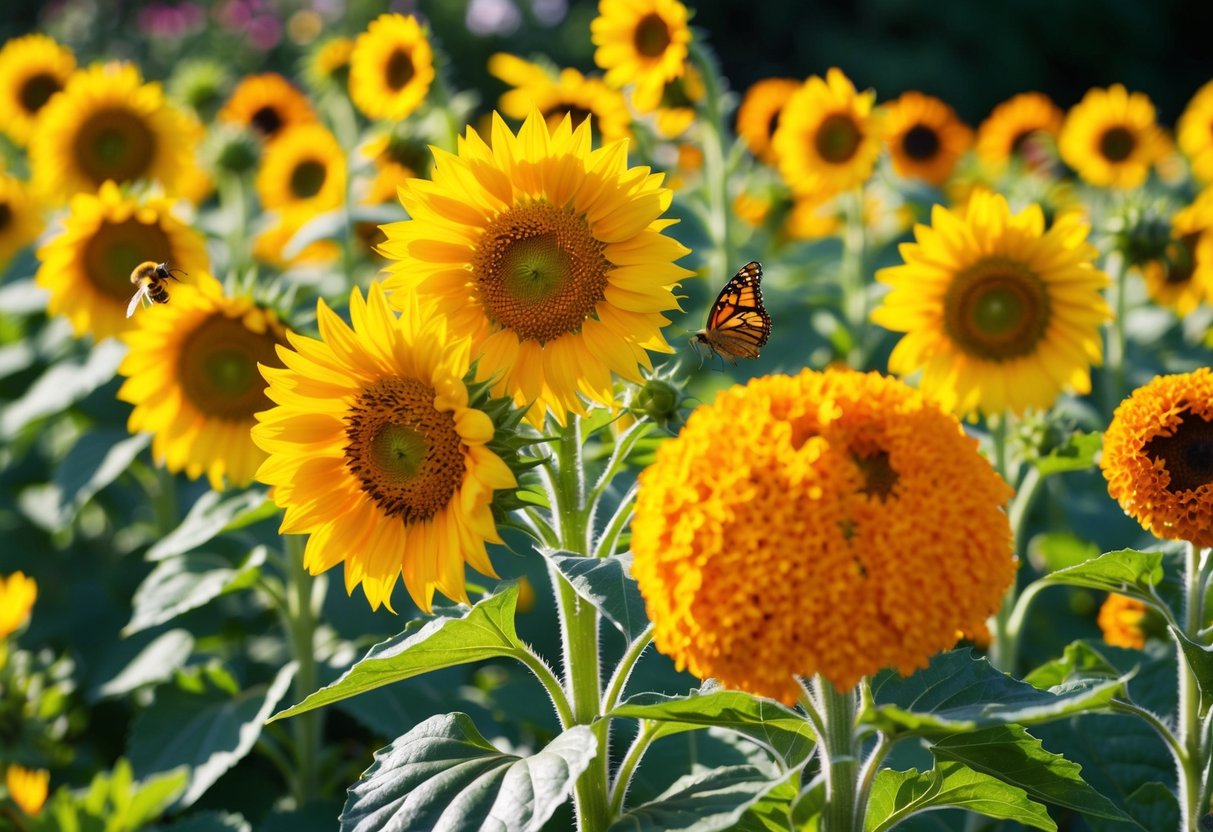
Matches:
[126,285,149,318]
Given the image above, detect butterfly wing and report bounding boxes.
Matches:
[696,261,772,361]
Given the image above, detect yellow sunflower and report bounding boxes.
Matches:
[1139,191,1213,316]
[381,111,691,425]
[1097,593,1148,649]
[252,284,517,612]
[633,62,705,139]
[772,68,881,199]
[0,175,43,271]
[1102,368,1213,548]
[736,77,799,165]
[29,62,204,203]
[118,273,289,490]
[631,368,1014,702]
[5,765,49,817]
[591,0,691,106]
[255,123,346,212]
[348,13,435,122]
[358,129,431,206]
[0,34,75,146]
[35,181,210,341]
[488,53,632,144]
[305,37,355,93]
[871,190,1111,418]
[1059,85,1166,189]
[0,571,36,639]
[1178,80,1213,184]
[975,92,1064,172]
[252,205,340,268]
[882,91,972,186]
[218,72,317,142]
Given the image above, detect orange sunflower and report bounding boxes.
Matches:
[882,91,972,186]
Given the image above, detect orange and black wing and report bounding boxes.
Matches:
[695,261,772,362]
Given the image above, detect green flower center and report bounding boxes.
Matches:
[814,113,862,164]
[385,48,415,91]
[19,72,61,114]
[633,13,672,58]
[1143,408,1213,494]
[344,377,465,522]
[178,314,285,420]
[250,104,284,137]
[472,201,610,344]
[1099,125,1136,163]
[902,123,941,161]
[289,159,327,199]
[943,257,1051,361]
[83,219,174,300]
[73,106,155,187]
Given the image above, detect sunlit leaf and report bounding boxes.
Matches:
[609,766,790,832]
[865,762,1055,832]
[125,547,267,635]
[546,550,649,641]
[146,489,269,561]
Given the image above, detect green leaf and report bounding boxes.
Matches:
[1100,782,1179,832]
[609,685,815,769]
[29,760,189,832]
[547,550,649,642]
[865,762,1056,832]
[1028,531,1101,573]
[94,629,196,701]
[1033,431,1102,477]
[932,724,1129,822]
[608,766,790,832]
[865,649,1124,737]
[790,777,825,832]
[1024,640,1121,690]
[125,547,267,635]
[129,662,296,808]
[146,489,269,561]
[1039,549,1166,600]
[53,429,150,525]
[729,772,801,832]
[340,713,596,832]
[0,339,125,440]
[271,584,524,722]
[1173,629,1213,713]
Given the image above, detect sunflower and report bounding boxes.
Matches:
[0,175,43,271]
[634,62,705,139]
[1059,85,1166,189]
[252,284,518,612]
[29,62,204,203]
[255,123,346,212]
[771,68,881,199]
[631,368,1014,702]
[488,53,632,145]
[35,181,210,341]
[5,765,49,817]
[736,77,799,165]
[1097,593,1148,650]
[975,92,1064,171]
[252,205,340,268]
[1178,80,1213,184]
[117,273,289,490]
[1102,368,1213,548]
[380,111,691,425]
[591,0,691,107]
[882,91,972,186]
[348,13,435,122]
[0,572,36,639]
[0,34,75,146]
[358,129,431,206]
[1139,191,1213,316]
[305,37,355,93]
[871,190,1110,418]
[218,72,317,141]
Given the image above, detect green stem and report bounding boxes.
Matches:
[993,464,1046,670]
[593,482,639,559]
[152,465,177,535]
[513,643,575,729]
[812,676,862,832]
[1177,542,1206,831]
[1109,700,1185,764]
[688,41,735,279]
[283,534,322,805]
[609,721,658,817]
[1103,250,1127,418]
[603,624,654,713]
[842,187,868,368]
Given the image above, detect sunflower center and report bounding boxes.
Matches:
[943,257,1051,361]
[1010,129,1035,155]
[73,106,156,186]
[178,315,285,420]
[545,104,593,132]
[19,72,61,114]
[250,104,284,137]
[385,48,415,91]
[1099,126,1136,163]
[1164,233,1200,285]
[0,203,11,233]
[1143,409,1213,494]
[472,201,610,344]
[633,13,672,58]
[855,450,898,500]
[814,113,862,164]
[289,159,327,199]
[83,219,173,300]
[343,377,465,523]
[902,124,941,160]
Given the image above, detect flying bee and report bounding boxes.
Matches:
[126,261,186,318]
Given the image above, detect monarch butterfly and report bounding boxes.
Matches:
[691,260,772,363]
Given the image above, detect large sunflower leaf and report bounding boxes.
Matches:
[52,429,150,525]
[0,338,125,440]
[340,713,595,832]
[125,547,267,635]
[271,583,525,722]
[865,762,1055,832]
[1038,549,1166,599]
[545,550,649,642]
[146,488,271,561]
[608,766,792,832]
[1032,432,1103,477]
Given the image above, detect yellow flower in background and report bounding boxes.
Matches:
[633,62,705,139]
[118,273,289,490]
[631,368,1014,702]
[349,13,435,121]
[0,175,43,270]
[1097,593,1148,650]
[872,190,1110,418]
[488,53,631,144]
[0,572,37,638]
[358,130,431,206]
[736,77,799,165]
[975,92,1063,171]
[0,34,75,146]
[252,284,516,613]
[381,111,692,425]
[5,765,49,817]
[219,72,318,142]
[1178,80,1213,184]
[1139,191,1213,316]
[255,123,346,212]
[35,181,210,341]
[29,62,204,203]
[882,91,972,186]
[252,205,340,268]
[772,68,880,199]
[1102,368,1213,548]
[305,37,355,93]
[1060,85,1166,189]
[591,0,691,106]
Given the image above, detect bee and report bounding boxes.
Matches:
[126,261,186,318]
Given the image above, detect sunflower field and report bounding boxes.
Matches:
[0,0,1212,830]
